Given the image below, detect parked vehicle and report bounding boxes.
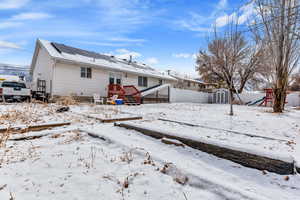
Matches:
[0,81,31,102]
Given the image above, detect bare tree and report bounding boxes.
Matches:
[252,0,300,112]
[196,25,263,115]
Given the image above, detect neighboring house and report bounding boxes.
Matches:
[0,63,30,81]
[167,70,215,92]
[0,75,21,82]
[30,39,176,101]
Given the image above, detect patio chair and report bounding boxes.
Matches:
[107,95,118,105]
[93,93,104,105]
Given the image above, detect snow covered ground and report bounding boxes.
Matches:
[0,103,299,199]
[118,103,300,163]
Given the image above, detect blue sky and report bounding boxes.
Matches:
[0,0,250,75]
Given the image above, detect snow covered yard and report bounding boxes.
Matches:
[0,102,300,199]
[118,103,300,141]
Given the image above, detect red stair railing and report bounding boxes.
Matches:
[107,84,141,104]
[123,85,141,104]
[108,84,125,99]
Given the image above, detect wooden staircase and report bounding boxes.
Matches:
[124,95,140,105]
[108,84,141,105]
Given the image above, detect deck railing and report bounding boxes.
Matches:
[108,84,141,104]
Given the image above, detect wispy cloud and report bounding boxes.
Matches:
[0,22,22,29]
[174,0,251,32]
[0,0,30,9]
[145,57,158,65]
[79,41,129,47]
[109,37,146,43]
[0,40,21,49]
[92,0,159,33]
[10,12,53,21]
[0,11,53,32]
[174,0,228,33]
[114,48,142,59]
[215,3,255,27]
[173,53,196,59]
[216,0,227,10]
[78,36,146,47]
[215,13,237,27]
[175,12,214,32]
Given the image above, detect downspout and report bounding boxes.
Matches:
[50,58,57,99]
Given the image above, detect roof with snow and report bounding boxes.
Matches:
[32,39,176,81]
[167,70,205,84]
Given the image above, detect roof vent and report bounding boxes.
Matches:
[129,55,132,64]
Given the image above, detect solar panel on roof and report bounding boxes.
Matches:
[50,42,158,72]
[131,62,155,71]
[51,42,115,62]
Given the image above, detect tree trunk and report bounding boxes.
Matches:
[273,87,285,112]
[229,89,234,116]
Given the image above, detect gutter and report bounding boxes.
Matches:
[53,56,177,81]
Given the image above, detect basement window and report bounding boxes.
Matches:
[81,67,92,79]
[138,76,148,87]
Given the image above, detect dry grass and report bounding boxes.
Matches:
[119,151,134,164]
[0,130,11,148]
[0,110,25,125]
[0,103,58,126]
[56,96,78,106]
[86,106,122,119]
[60,130,84,144]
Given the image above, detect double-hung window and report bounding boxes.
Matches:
[138,76,148,87]
[81,67,92,78]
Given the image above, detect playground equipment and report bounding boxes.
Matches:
[247,88,288,107]
[246,89,272,106]
[246,96,265,106]
[263,88,274,106]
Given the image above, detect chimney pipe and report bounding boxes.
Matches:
[129,55,132,64]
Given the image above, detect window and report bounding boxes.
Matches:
[109,77,115,84]
[116,74,122,85]
[116,77,122,84]
[138,76,148,87]
[109,73,122,85]
[1,82,26,88]
[81,67,92,78]
[159,79,163,85]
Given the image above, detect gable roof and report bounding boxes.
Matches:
[33,39,176,81]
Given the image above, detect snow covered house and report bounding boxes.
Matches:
[30,39,176,103]
[167,70,215,92]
